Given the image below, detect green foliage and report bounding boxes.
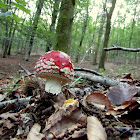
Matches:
[12,13,22,22]
[12,2,30,15]
[0,2,9,10]
[15,0,28,5]
[0,0,139,64]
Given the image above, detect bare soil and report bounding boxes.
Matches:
[0,55,140,79]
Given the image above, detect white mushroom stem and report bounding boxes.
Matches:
[44,77,63,95]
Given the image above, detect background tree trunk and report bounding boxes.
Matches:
[45,0,61,52]
[2,0,9,58]
[75,2,89,62]
[54,0,75,54]
[25,0,45,61]
[93,11,106,65]
[98,0,117,70]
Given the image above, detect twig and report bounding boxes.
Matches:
[0,96,31,108]
[78,47,92,67]
[74,68,103,77]
[18,63,34,76]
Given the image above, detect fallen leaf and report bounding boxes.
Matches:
[0,112,19,121]
[0,119,14,129]
[87,116,107,140]
[0,93,7,101]
[86,92,112,110]
[27,123,45,140]
[43,100,86,139]
[122,73,133,80]
[106,83,138,105]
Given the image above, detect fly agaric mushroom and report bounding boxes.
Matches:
[34,50,74,95]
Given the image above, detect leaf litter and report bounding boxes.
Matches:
[0,69,140,140]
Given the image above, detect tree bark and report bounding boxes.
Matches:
[104,45,140,52]
[25,0,45,61]
[75,2,89,62]
[2,0,9,58]
[98,0,117,70]
[54,0,75,54]
[2,22,9,58]
[128,6,137,48]
[93,11,106,65]
[45,0,61,52]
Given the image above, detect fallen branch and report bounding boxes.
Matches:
[18,64,140,95]
[75,72,140,95]
[104,45,140,52]
[74,68,103,77]
[0,96,31,108]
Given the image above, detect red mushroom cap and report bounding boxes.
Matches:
[34,50,74,84]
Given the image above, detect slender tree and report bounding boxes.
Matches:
[98,0,117,69]
[46,0,61,52]
[54,0,75,54]
[75,1,89,63]
[25,0,45,61]
[2,0,9,58]
[93,11,106,65]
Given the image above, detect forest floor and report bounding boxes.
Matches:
[0,54,140,79]
[0,55,140,140]
[0,54,140,139]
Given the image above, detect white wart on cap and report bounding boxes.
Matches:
[34,50,74,95]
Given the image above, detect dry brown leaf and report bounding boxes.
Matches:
[106,83,138,105]
[0,119,14,129]
[69,128,87,139]
[43,100,86,139]
[86,92,112,110]
[106,100,140,116]
[27,123,45,140]
[0,112,19,121]
[0,93,7,101]
[87,116,107,140]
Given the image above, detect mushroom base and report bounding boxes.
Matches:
[45,77,63,95]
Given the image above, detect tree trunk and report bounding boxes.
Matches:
[98,0,117,70]
[128,6,136,48]
[2,22,9,58]
[25,0,45,61]
[54,0,75,54]
[46,0,61,52]
[2,0,9,58]
[75,2,89,62]
[7,24,17,55]
[93,12,105,65]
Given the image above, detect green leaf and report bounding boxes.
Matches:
[15,0,28,5]
[13,2,30,15]
[0,2,9,10]
[12,13,22,22]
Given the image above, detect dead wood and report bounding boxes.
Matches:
[75,72,140,95]
[104,45,140,52]
[74,68,103,76]
[18,63,34,76]
[0,96,31,108]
